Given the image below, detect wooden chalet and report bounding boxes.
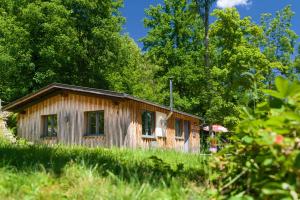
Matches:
[2,83,201,152]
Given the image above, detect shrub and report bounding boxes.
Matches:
[6,113,18,136]
[213,77,300,199]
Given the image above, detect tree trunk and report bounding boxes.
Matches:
[204,0,210,68]
[196,0,212,68]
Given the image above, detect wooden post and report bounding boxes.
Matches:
[169,78,173,112]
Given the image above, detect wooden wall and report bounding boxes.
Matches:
[17,91,200,152]
[132,101,200,152]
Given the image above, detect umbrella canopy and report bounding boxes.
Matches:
[203,125,228,133]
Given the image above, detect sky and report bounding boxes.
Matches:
[120,0,300,49]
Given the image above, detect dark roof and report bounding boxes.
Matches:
[2,83,201,120]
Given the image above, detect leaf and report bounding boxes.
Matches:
[263,89,285,99]
[287,81,300,97]
[256,102,270,112]
[265,115,286,127]
[294,153,300,169]
[263,158,273,166]
[262,182,290,195]
[264,77,300,100]
[241,136,253,144]
[283,112,300,122]
[275,76,289,97]
[241,107,254,120]
[229,193,253,200]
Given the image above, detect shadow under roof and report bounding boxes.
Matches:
[2,83,202,120]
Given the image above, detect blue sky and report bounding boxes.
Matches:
[120,0,300,49]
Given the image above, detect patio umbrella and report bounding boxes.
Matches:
[203,125,228,133]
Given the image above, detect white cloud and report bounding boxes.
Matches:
[216,0,251,9]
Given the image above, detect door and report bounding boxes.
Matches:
[184,121,190,152]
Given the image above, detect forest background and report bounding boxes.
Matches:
[0,0,299,129]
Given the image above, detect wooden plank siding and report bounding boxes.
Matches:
[133,101,200,152]
[17,91,200,152]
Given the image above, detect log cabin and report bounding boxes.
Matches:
[2,83,201,152]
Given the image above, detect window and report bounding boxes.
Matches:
[142,111,155,136]
[43,115,57,137]
[175,119,183,137]
[86,111,104,135]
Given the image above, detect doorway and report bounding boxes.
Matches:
[184,121,190,152]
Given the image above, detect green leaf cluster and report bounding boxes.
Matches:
[0,0,299,132]
[142,2,300,129]
[213,77,300,199]
[0,0,159,103]
[141,0,207,114]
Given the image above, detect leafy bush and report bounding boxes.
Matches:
[213,77,300,199]
[5,113,17,136]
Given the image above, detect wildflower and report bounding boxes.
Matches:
[274,135,284,144]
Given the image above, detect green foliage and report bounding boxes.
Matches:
[294,44,300,76]
[0,165,210,200]
[0,142,208,183]
[5,113,17,136]
[1,0,299,131]
[0,0,149,102]
[260,5,300,83]
[213,77,300,199]
[0,141,215,199]
[261,5,298,72]
[142,0,207,113]
[141,4,298,129]
[105,36,162,102]
[205,8,273,128]
[1,2,300,198]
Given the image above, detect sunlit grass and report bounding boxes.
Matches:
[0,140,216,199]
[0,163,213,200]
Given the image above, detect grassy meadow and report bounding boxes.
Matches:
[0,138,217,200]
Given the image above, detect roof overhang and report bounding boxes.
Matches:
[2,83,202,120]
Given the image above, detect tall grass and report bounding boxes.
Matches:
[0,140,216,199]
[0,163,213,200]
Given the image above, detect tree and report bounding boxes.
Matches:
[0,0,143,102]
[106,36,162,103]
[0,11,32,101]
[206,8,274,128]
[260,5,299,80]
[294,44,300,76]
[141,0,207,114]
[194,0,216,68]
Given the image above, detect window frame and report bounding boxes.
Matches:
[141,110,155,137]
[85,110,104,136]
[42,114,58,137]
[175,118,183,138]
